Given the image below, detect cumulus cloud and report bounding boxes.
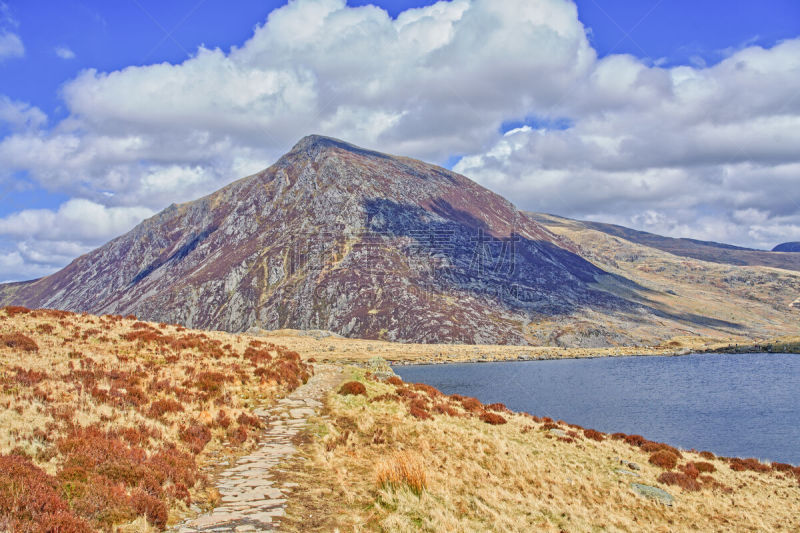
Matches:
[455,39,800,250]
[0,0,798,281]
[0,199,155,280]
[0,199,154,242]
[54,45,75,60]
[0,96,46,131]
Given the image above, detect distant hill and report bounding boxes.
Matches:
[527,214,800,272]
[773,242,800,253]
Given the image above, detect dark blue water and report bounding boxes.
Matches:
[394,353,800,464]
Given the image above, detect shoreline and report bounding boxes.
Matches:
[387,348,799,366]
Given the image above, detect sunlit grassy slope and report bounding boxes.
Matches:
[0,306,311,531]
[281,367,800,532]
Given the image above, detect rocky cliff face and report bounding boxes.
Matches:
[0,135,629,344]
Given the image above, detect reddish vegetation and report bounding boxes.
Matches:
[147,398,185,418]
[679,462,700,479]
[0,453,90,532]
[583,429,605,442]
[623,434,647,447]
[699,450,716,460]
[694,461,716,473]
[728,457,771,473]
[649,450,679,470]
[480,412,508,425]
[2,306,31,317]
[0,332,39,352]
[386,376,403,386]
[179,423,212,454]
[641,441,683,459]
[459,396,484,414]
[657,471,701,491]
[485,403,510,413]
[338,381,367,396]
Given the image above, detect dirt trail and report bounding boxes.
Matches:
[175,364,342,532]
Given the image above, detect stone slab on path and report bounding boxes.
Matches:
[174,364,342,532]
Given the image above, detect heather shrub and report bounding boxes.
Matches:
[413,383,441,397]
[460,396,483,414]
[338,381,367,396]
[480,412,508,425]
[179,423,212,454]
[0,454,89,532]
[657,471,701,491]
[679,462,700,479]
[641,441,683,458]
[386,376,403,386]
[0,332,39,352]
[376,452,426,495]
[771,462,793,472]
[649,450,679,470]
[409,399,432,420]
[695,461,716,473]
[623,434,647,447]
[147,398,184,419]
[432,402,459,416]
[699,450,716,460]
[485,402,510,413]
[728,457,770,473]
[3,306,31,316]
[583,429,604,442]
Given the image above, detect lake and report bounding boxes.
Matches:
[393,352,800,464]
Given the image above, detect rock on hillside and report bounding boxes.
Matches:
[0,136,629,344]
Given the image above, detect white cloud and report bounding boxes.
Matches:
[0,31,22,60]
[0,199,155,281]
[0,0,798,281]
[0,95,46,131]
[0,199,154,243]
[54,45,75,60]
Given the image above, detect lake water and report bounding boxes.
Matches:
[393,353,800,464]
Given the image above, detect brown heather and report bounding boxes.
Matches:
[0,306,312,530]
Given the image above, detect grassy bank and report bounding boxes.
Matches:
[0,306,311,531]
[280,367,800,532]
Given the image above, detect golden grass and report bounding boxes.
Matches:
[376,451,426,495]
[280,368,800,532]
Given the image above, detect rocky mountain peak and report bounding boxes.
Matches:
[0,136,619,344]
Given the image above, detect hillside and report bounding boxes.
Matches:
[527,214,800,271]
[0,306,311,531]
[0,136,798,347]
[279,366,800,532]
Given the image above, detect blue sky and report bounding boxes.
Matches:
[0,0,799,280]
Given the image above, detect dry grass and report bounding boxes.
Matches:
[280,368,800,532]
[376,451,426,495]
[0,306,312,531]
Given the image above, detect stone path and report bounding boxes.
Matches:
[175,364,342,532]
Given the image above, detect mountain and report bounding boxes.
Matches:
[773,242,800,253]
[526,215,800,272]
[0,136,627,344]
[2,136,798,346]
